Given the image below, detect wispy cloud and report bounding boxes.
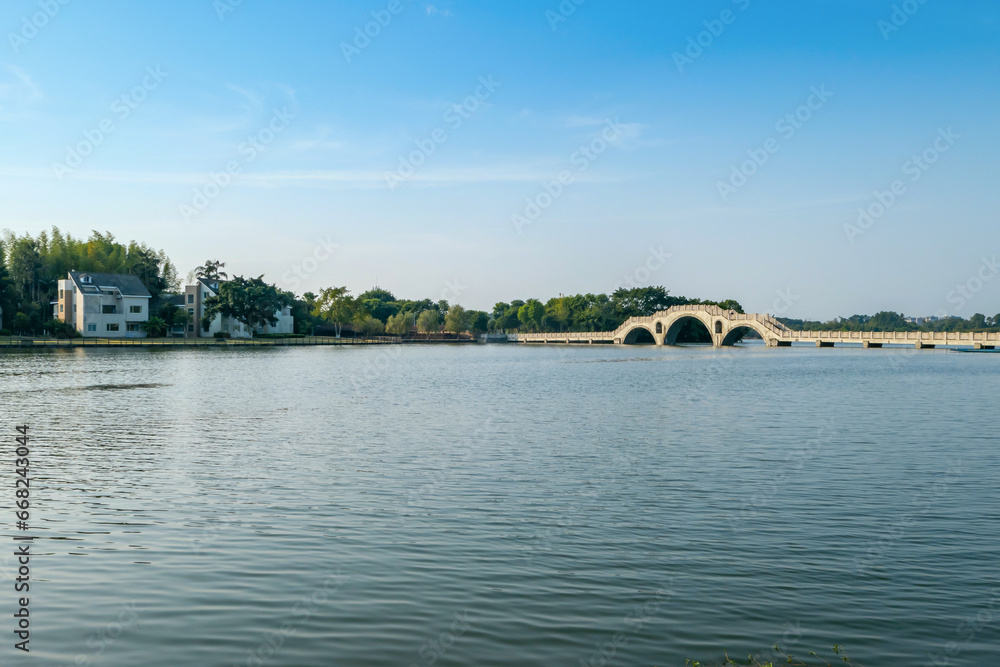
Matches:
[0,162,634,189]
[0,64,42,119]
[425,5,452,17]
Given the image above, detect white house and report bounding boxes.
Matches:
[54,271,151,338]
[181,277,294,338]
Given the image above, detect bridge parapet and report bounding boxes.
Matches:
[510,307,1000,350]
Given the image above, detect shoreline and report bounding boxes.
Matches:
[0,336,478,349]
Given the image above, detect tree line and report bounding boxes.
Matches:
[305,285,745,338]
[8,227,993,339]
[0,228,178,336]
[778,312,1000,333]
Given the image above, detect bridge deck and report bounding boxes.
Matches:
[511,305,999,349]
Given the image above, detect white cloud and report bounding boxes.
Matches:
[425,5,452,17]
[0,64,42,118]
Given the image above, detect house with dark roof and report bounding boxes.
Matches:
[54,271,151,337]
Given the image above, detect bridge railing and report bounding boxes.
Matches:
[777,330,1000,343]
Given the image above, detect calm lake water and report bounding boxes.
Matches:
[0,344,997,666]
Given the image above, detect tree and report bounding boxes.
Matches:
[494,305,521,332]
[611,286,680,321]
[969,313,988,330]
[715,299,744,314]
[141,317,169,338]
[357,288,399,323]
[469,311,490,335]
[416,309,440,334]
[203,275,291,339]
[545,297,572,331]
[7,236,42,303]
[0,239,13,329]
[386,312,410,335]
[867,311,908,331]
[357,315,385,337]
[156,303,188,334]
[126,243,168,300]
[195,260,228,281]
[286,292,318,335]
[313,286,356,338]
[518,299,545,332]
[12,312,30,336]
[444,305,470,333]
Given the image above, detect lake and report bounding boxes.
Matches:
[0,344,997,666]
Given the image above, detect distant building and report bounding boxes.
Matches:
[54,272,151,338]
[905,316,940,325]
[179,277,293,338]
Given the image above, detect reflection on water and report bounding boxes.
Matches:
[0,345,998,666]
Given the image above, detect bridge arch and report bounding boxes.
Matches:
[622,324,657,345]
[721,321,770,346]
[664,314,714,345]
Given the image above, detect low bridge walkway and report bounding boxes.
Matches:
[513,305,1000,349]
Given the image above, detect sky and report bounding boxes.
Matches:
[0,0,998,320]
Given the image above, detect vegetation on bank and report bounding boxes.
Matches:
[3,227,994,340]
[779,311,1000,333]
[306,285,744,340]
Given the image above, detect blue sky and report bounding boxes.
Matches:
[1,0,998,319]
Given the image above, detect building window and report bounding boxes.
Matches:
[102,305,117,314]
[188,308,194,315]
[127,323,140,332]
[188,294,194,304]
[130,305,142,314]
[107,323,120,332]
[203,292,208,299]
[59,289,64,299]
[188,325,194,332]
[87,324,96,332]
[73,305,77,313]
[81,275,92,284]
[59,304,64,313]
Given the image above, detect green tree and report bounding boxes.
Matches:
[611,286,681,321]
[6,236,42,303]
[386,312,411,335]
[715,299,745,314]
[517,299,545,332]
[357,315,385,337]
[0,239,13,329]
[156,303,188,334]
[12,312,30,336]
[494,304,521,332]
[126,243,168,300]
[141,317,169,338]
[313,286,356,338]
[545,297,572,332]
[416,309,440,334]
[203,275,291,339]
[195,260,228,281]
[444,305,470,333]
[357,288,400,323]
[867,311,908,331]
[468,311,490,335]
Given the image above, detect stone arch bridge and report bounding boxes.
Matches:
[514,304,1000,350]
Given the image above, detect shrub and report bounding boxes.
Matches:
[213,332,231,339]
